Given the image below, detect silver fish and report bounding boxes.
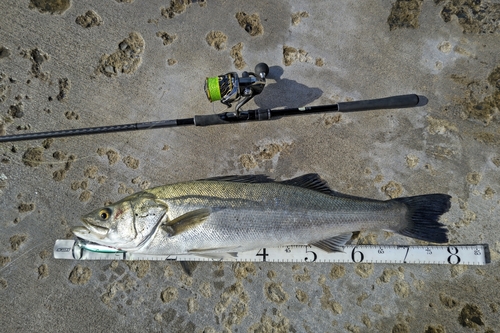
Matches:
[72,174,450,257]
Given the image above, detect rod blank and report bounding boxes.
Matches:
[0,94,426,143]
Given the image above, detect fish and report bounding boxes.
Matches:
[72,174,451,258]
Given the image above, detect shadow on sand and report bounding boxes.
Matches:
[253,66,323,109]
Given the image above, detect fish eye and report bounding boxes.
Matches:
[99,208,112,220]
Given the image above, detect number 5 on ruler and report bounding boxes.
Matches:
[305,246,317,262]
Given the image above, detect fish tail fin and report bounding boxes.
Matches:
[393,194,451,243]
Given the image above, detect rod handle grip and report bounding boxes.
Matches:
[337,94,427,112]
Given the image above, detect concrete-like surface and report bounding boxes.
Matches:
[1,0,499,331]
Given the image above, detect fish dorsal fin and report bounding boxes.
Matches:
[280,173,334,195]
[162,208,210,236]
[310,233,353,253]
[281,174,368,199]
[200,175,273,183]
[202,173,357,199]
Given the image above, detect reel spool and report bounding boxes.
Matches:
[204,63,269,113]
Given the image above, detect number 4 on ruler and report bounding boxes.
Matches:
[256,248,268,261]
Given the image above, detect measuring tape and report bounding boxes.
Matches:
[54,240,490,265]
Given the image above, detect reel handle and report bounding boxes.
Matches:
[254,63,269,78]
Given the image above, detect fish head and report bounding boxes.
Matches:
[72,192,168,250]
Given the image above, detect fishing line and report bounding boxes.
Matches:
[0,239,52,274]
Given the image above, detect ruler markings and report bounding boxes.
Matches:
[53,240,490,265]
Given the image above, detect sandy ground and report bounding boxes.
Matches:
[1,0,500,332]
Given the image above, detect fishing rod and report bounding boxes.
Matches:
[0,63,427,143]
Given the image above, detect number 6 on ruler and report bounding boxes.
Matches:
[351,246,364,263]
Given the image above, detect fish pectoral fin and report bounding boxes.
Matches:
[180,261,199,276]
[310,233,353,253]
[161,208,210,236]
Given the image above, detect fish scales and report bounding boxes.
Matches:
[72,174,451,256]
[141,180,406,254]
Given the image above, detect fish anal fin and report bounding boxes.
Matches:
[161,208,210,236]
[310,233,353,253]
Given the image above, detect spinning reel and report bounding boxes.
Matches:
[204,63,270,113]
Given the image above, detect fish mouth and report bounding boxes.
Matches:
[71,219,109,239]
